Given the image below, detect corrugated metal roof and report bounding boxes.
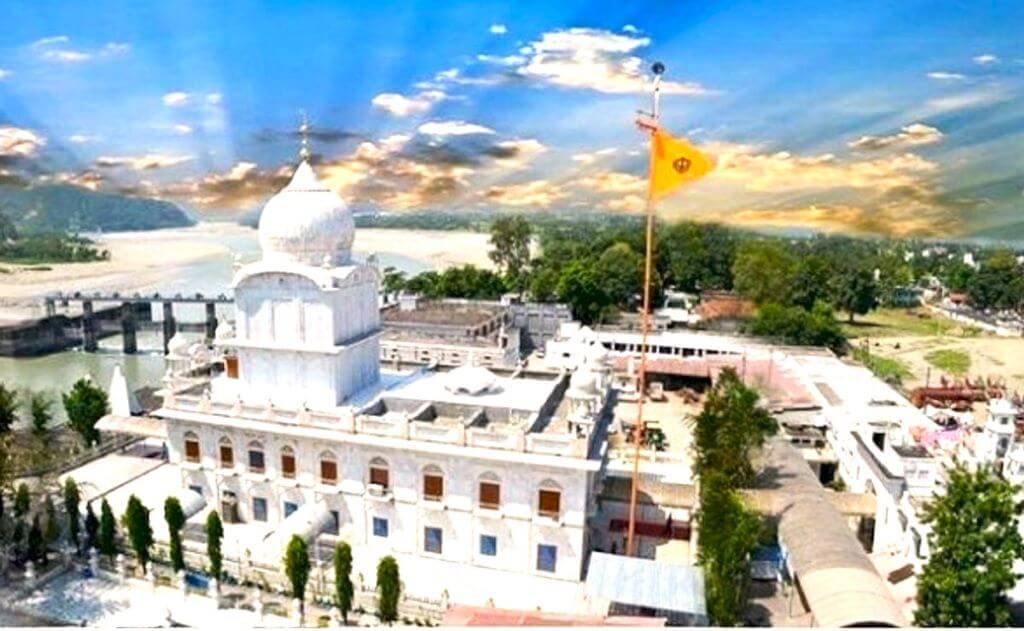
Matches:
[585,552,706,617]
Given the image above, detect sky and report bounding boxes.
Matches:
[0,0,1021,237]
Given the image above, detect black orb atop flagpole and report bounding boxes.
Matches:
[651,61,665,75]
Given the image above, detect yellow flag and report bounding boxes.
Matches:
[650,129,714,199]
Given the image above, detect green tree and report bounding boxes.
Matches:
[831,265,878,322]
[381,266,407,295]
[164,497,186,572]
[0,210,18,242]
[334,541,354,623]
[122,495,153,573]
[284,535,311,614]
[731,240,799,306]
[556,260,611,324]
[99,499,117,558]
[660,222,736,293]
[63,478,81,552]
[43,494,59,545]
[488,215,533,291]
[698,473,763,625]
[376,555,400,624]
[84,502,100,552]
[915,463,1024,627]
[0,383,18,434]
[14,482,29,519]
[593,242,644,307]
[27,391,53,438]
[62,377,108,447]
[748,301,846,353]
[790,254,831,311]
[968,249,1024,311]
[27,515,44,565]
[205,510,223,579]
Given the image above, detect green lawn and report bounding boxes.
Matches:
[852,347,913,383]
[924,348,972,375]
[840,308,968,339]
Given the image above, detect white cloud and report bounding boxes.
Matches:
[491,139,546,169]
[484,180,565,207]
[173,124,193,135]
[973,54,998,65]
[0,68,9,80]
[926,71,965,81]
[515,28,711,95]
[848,123,943,151]
[206,92,222,105]
[923,87,1009,114]
[371,90,446,117]
[33,37,128,63]
[489,23,507,35]
[68,134,100,144]
[571,147,617,164]
[417,120,495,136]
[95,154,193,170]
[0,126,45,157]
[31,35,70,47]
[622,24,640,34]
[162,91,190,107]
[477,54,526,66]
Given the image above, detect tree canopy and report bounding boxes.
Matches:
[334,541,354,623]
[0,383,18,435]
[284,535,311,605]
[122,495,153,572]
[62,377,108,447]
[915,463,1024,627]
[376,555,401,624]
[205,510,224,579]
[488,215,533,291]
[164,496,186,572]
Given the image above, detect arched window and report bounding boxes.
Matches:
[319,451,338,485]
[422,465,444,501]
[280,445,296,479]
[218,437,234,469]
[247,441,265,473]
[368,457,389,490]
[478,472,501,510]
[537,481,561,518]
[183,432,200,464]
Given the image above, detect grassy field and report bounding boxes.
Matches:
[852,347,913,384]
[840,308,974,339]
[924,348,972,375]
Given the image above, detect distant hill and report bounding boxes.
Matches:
[0,184,194,235]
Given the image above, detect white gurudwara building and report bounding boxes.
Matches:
[152,157,612,612]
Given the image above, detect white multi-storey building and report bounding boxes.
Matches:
[152,157,612,612]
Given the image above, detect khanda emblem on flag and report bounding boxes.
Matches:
[649,128,714,199]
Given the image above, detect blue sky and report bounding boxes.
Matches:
[0,0,1021,236]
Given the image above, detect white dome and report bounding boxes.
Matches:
[167,332,189,358]
[257,161,354,266]
[445,365,499,396]
[215,320,235,341]
[569,368,598,396]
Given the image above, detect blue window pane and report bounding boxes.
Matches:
[329,510,340,535]
[424,527,443,554]
[252,497,267,522]
[248,450,265,470]
[188,485,203,496]
[480,535,497,557]
[283,501,298,517]
[537,544,557,572]
[373,517,389,538]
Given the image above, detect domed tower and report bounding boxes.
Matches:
[213,120,381,410]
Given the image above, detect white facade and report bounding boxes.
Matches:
[153,159,607,613]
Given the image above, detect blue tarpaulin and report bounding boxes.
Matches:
[585,552,707,621]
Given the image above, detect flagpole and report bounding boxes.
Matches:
[625,62,663,557]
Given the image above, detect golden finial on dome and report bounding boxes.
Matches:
[298,110,311,162]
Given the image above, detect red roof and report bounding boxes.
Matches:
[443,605,666,627]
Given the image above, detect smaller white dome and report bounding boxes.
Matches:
[187,342,210,363]
[445,365,499,396]
[167,332,189,358]
[584,342,609,365]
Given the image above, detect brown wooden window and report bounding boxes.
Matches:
[224,355,239,379]
[219,443,234,469]
[320,458,338,484]
[369,465,389,489]
[423,474,444,501]
[538,489,561,518]
[184,437,200,463]
[281,449,296,479]
[479,482,500,510]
